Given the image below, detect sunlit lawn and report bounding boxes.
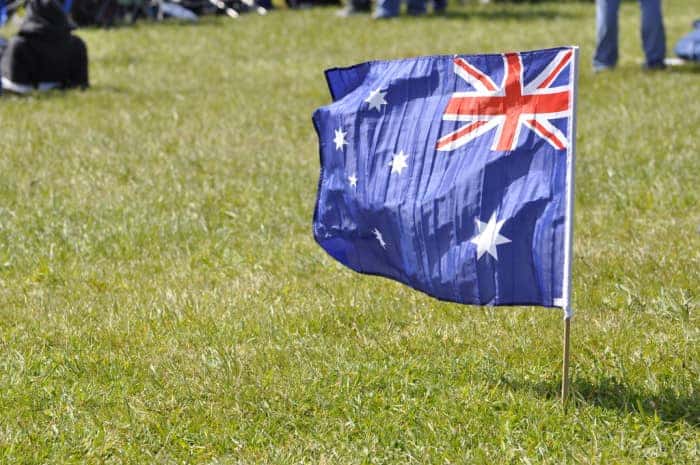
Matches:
[0,1,698,463]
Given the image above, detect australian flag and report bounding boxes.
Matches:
[312,47,578,311]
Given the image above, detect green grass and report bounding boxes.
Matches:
[0,2,698,463]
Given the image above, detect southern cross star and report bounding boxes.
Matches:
[389,150,409,174]
[470,212,511,260]
[365,88,387,112]
[333,128,347,150]
[372,228,387,249]
[348,174,358,188]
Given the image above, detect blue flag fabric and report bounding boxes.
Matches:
[312,47,578,309]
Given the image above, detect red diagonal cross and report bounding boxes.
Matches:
[441,53,571,152]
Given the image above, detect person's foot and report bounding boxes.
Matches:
[642,61,667,71]
[593,64,614,73]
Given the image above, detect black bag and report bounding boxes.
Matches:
[0,0,89,90]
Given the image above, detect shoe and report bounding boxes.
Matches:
[642,61,667,71]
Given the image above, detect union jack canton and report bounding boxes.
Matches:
[437,49,573,152]
[313,47,578,311]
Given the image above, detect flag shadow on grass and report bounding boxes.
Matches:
[570,377,699,426]
[501,374,699,426]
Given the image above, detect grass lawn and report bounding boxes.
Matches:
[0,1,698,463]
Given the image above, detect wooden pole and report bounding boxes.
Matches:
[561,316,571,408]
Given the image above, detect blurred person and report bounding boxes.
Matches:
[287,0,340,8]
[0,0,88,93]
[593,0,666,71]
[405,0,446,16]
[336,0,370,16]
[374,0,445,19]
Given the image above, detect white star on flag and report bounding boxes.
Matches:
[333,128,347,150]
[365,88,387,111]
[348,174,358,188]
[372,228,387,249]
[470,213,511,260]
[389,150,409,174]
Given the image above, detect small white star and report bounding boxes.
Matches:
[365,88,387,112]
[372,228,387,249]
[389,150,409,174]
[348,174,358,188]
[470,212,511,260]
[333,128,347,150]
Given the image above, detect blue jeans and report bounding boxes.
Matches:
[375,0,446,17]
[375,0,400,17]
[594,0,666,69]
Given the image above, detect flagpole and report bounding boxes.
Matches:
[561,46,579,408]
[561,316,571,407]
